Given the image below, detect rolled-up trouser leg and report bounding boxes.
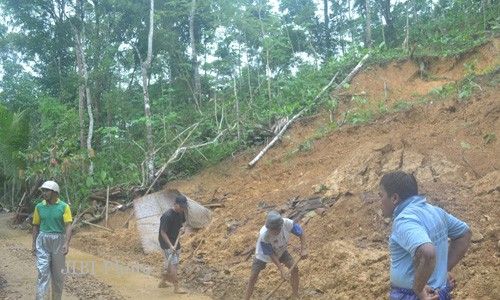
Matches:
[35,233,66,300]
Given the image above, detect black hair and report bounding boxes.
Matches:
[380,171,418,201]
[175,194,188,205]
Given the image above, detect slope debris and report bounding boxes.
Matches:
[72,39,500,299]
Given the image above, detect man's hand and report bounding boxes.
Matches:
[62,244,69,255]
[447,272,456,290]
[416,285,439,300]
[300,248,308,259]
[279,267,290,281]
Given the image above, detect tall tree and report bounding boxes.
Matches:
[365,0,372,48]
[324,0,332,58]
[189,0,201,109]
[139,0,156,184]
[71,0,94,173]
[379,0,396,47]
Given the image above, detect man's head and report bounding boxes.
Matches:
[173,194,188,212]
[379,171,418,217]
[39,180,60,201]
[265,211,283,236]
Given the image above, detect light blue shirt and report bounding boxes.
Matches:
[389,195,469,290]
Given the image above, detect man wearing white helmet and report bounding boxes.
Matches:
[32,180,73,300]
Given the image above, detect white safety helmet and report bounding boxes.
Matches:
[39,181,60,193]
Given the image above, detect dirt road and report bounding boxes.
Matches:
[0,213,210,299]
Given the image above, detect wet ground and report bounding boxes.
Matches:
[0,213,210,299]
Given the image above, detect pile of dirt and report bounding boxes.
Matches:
[72,39,500,299]
[65,274,123,300]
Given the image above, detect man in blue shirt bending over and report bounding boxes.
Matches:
[379,171,471,300]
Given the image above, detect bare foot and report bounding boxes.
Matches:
[158,281,171,288]
[174,287,187,294]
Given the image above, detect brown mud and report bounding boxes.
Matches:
[67,38,500,299]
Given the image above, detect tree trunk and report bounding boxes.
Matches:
[258,3,272,103]
[73,0,94,175]
[402,2,410,51]
[348,0,355,43]
[75,0,85,149]
[189,0,201,108]
[381,0,395,47]
[78,70,85,149]
[233,76,240,140]
[365,0,372,48]
[140,0,155,184]
[323,0,332,58]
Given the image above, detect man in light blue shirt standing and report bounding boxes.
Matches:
[379,171,471,300]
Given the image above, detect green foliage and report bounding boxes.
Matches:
[393,100,413,111]
[378,102,389,114]
[0,105,30,176]
[313,123,338,140]
[345,109,373,125]
[483,133,496,144]
[460,141,472,150]
[457,61,481,101]
[298,140,314,152]
[0,0,497,211]
[429,83,456,99]
[38,97,79,141]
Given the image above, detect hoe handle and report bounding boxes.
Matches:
[264,256,302,300]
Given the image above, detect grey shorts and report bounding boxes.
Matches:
[162,248,181,269]
[251,250,293,273]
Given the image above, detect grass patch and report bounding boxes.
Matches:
[393,100,413,111]
[346,109,374,125]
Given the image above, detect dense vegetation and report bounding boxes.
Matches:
[0,0,498,210]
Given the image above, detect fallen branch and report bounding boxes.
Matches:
[201,203,225,209]
[122,209,135,228]
[247,69,344,168]
[81,220,114,232]
[335,53,370,93]
[187,238,205,259]
[145,128,228,195]
[248,108,306,167]
[313,71,339,103]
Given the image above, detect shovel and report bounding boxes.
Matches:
[166,230,182,268]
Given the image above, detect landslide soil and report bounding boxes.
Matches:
[72,39,500,299]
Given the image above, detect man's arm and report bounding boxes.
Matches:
[32,206,40,256]
[161,228,175,250]
[292,223,308,259]
[413,243,438,299]
[269,253,288,280]
[62,223,72,255]
[32,225,39,255]
[448,230,471,271]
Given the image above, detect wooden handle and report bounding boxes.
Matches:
[264,256,302,300]
[166,228,183,266]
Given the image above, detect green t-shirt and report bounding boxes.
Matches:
[33,199,73,233]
